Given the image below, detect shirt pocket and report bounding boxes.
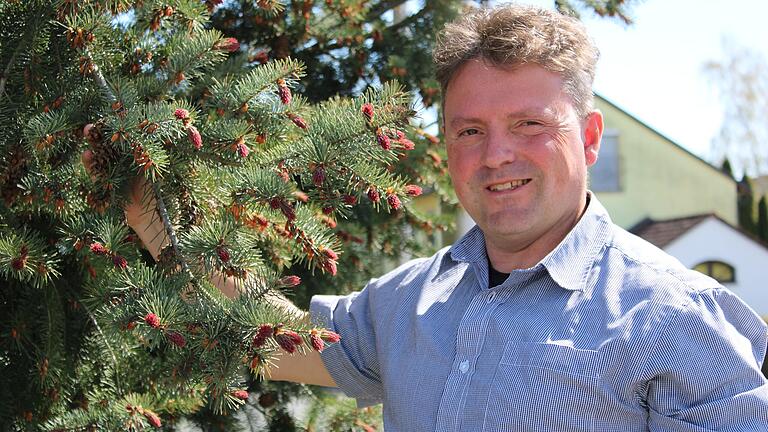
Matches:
[482,342,603,432]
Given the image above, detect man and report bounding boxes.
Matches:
[120,4,768,431]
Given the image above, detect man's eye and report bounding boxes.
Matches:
[521,121,543,127]
[458,128,480,137]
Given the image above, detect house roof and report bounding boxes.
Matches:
[630,213,768,252]
[595,94,735,184]
[629,214,712,248]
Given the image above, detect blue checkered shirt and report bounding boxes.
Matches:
[310,196,768,431]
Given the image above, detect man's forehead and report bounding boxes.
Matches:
[446,103,569,127]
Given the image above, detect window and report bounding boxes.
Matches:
[589,129,621,192]
[693,261,735,283]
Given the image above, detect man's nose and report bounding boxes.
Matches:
[481,130,518,169]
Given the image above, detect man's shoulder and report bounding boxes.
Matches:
[366,245,455,291]
[600,223,720,298]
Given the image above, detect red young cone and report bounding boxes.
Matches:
[279,275,301,287]
[144,313,161,329]
[252,324,274,347]
[11,256,26,271]
[322,247,338,261]
[399,137,416,150]
[173,108,189,120]
[89,242,108,255]
[277,79,292,105]
[312,165,326,187]
[11,246,28,271]
[361,103,374,123]
[289,114,307,130]
[112,255,128,269]
[405,185,422,196]
[310,330,324,352]
[216,37,240,52]
[376,131,391,150]
[321,259,338,276]
[387,193,402,210]
[187,126,202,149]
[320,330,341,343]
[232,390,249,400]
[274,328,302,354]
[216,246,230,263]
[166,331,186,348]
[143,410,162,428]
[367,187,380,203]
[237,142,249,158]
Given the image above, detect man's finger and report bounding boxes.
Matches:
[81,149,97,181]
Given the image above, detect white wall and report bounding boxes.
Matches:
[665,218,768,318]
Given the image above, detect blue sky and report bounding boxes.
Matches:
[522,0,768,164]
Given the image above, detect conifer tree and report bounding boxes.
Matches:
[738,174,757,236]
[758,195,768,242]
[0,1,440,430]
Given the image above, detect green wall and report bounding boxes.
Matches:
[593,97,737,229]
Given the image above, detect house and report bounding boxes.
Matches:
[591,96,738,230]
[631,214,768,318]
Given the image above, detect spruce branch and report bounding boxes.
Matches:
[150,180,199,285]
[0,4,41,101]
[0,48,17,101]
[85,51,222,306]
[366,0,410,21]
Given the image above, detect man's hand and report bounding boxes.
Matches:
[82,148,164,260]
[82,145,337,386]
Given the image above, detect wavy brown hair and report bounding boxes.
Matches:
[433,4,599,117]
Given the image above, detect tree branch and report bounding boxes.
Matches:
[365,0,410,21]
[300,3,430,58]
[86,55,226,306]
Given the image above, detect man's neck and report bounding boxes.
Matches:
[485,194,590,273]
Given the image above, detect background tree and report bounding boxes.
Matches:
[703,39,768,178]
[721,158,734,179]
[758,195,768,242]
[737,174,757,236]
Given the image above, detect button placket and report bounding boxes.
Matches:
[486,291,496,304]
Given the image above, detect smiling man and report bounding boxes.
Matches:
[296,4,768,431]
[121,3,768,431]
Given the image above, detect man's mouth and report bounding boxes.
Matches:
[487,179,531,192]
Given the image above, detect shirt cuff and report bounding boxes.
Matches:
[310,294,382,407]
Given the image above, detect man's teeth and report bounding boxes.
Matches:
[488,179,530,191]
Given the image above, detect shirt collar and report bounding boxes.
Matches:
[448,224,488,264]
[540,193,612,291]
[448,193,613,292]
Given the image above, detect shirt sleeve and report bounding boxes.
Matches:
[640,287,768,431]
[310,288,384,407]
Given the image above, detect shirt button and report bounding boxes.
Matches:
[486,291,496,303]
[459,360,470,373]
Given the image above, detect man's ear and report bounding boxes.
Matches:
[583,110,604,166]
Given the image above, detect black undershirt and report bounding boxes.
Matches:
[488,260,510,288]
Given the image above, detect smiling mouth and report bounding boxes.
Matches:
[487,179,531,192]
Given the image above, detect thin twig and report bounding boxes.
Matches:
[151,181,191,276]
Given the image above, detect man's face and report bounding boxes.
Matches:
[444,61,601,260]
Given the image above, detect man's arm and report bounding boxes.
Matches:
[640,288,768,430]
[104,158,338,387]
